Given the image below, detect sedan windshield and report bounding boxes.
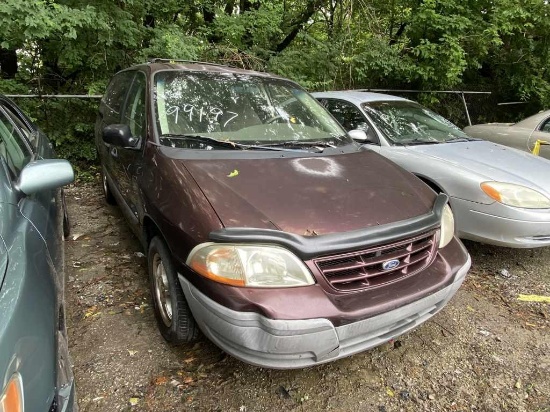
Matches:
[362,101,472,145]
[154,71,351,149]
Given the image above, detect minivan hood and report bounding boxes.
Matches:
[182,151,435,236]
[407,140,550,195]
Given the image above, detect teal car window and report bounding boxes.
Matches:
[0,110,32,177]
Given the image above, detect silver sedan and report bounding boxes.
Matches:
[313,91,550,248]
[464,110,550,159]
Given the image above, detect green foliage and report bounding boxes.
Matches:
[0,0,549,171]
[137,25,204,61]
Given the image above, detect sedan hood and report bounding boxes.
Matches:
[407,141,550,195]
[182,151,435,236]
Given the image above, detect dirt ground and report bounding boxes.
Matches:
[65,181,550,412]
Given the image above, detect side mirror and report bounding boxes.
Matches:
[349,127,378,144]
[16,159,74,195]
[348,129,369,142]
[102,124,139,148]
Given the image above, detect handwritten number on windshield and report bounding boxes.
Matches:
[166,103,239,127]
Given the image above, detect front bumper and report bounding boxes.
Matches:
[451,196,550,248]
[178,255,471,369]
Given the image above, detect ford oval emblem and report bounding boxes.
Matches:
[382,259,400,271]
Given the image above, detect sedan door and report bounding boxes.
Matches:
[0,108,60,412]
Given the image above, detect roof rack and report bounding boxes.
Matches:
[148,58,229,68]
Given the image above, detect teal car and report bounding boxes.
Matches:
[0,96,75,411]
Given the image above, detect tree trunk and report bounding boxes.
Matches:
[0,48,18,79]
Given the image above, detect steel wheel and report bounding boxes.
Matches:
[152,252,173,327]
[148,236,199,343]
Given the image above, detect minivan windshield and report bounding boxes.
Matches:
[362,101,474,145]
[154,71,351,150]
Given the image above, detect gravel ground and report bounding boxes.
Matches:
[65,182,550,412]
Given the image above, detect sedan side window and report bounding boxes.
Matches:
[323,99,379,143]
[0,110,32,178]
[1,104,37,148]
[540,118,550,133]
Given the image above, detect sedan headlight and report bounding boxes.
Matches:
[439,204,455,249]
[186,243,315,287]
[480,182,550,209]
[0,374,23,412]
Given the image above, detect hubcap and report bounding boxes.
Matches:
[152,253,173,327]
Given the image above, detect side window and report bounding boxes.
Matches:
[323,99,379,143]
[0,109,33,178]
[121,73,146,140]
[2,105,36,148]
[540,118,550,133]
[102,71,136,124]
[324,99,367,131]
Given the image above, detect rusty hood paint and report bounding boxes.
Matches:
[181,150,436,236]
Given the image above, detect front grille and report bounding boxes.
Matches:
[313,231,438,292]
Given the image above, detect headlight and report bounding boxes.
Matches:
[0,374,23,412]
[186,243,315,287]
[481,182,550,209]
[439,204,455,248]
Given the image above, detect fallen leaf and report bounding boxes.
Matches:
[386,388,395,397]
[84,306,98,318]
[183,357,196,364]
[129,398,140,406]
[127,350,138,356]
[153,376,168,385]
[227,169,239,178]
[183,376,194,384]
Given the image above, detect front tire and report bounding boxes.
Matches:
[148,236,199,344]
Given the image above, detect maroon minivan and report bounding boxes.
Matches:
[95,59,471,368]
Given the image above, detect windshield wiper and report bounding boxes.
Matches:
[160,134,246,150]
[258,140,336,152]
[402,139,442,146]
[160,134,305,152]
[446,137,480,143]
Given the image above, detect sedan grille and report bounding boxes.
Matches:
[313,231,438,292]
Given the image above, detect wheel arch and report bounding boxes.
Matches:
[414,174,445,195]
[142,215,164,248]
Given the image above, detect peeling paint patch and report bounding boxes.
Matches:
[291,158,343,177]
